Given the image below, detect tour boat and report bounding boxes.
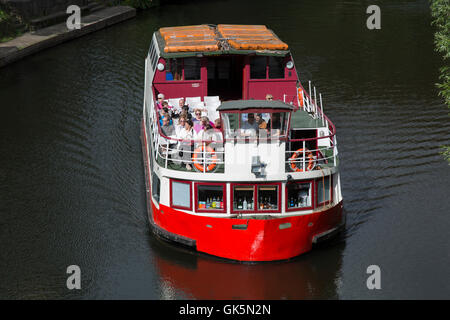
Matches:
[141,24,344,262]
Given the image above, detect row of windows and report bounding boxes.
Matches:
[164,56,286,81]
[166,58,201,81]
[250,56,285,79]
[168,177,332,213]
[149,37,159,71]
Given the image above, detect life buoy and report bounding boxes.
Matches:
[290,148,315,172]
[297,88,304,107]
[192,145,218,172]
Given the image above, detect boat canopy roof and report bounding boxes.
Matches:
[217,100,295,112]
[156,24,290,58]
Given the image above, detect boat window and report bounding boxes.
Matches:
[286,181,313,210]
[265,112,289,137]
[221,112,239,139]
[268,56,284,79]
[151,172,160,203]
[317,176,332,205]
[257,185,279,211]
[149,37,158,70]
[250,56,267,79]
[166,58,183,81]
[196,184,226,212]
[222,111,289,139]
[171,180,191,209]
[184,57,201,80]
[233,185,255,211]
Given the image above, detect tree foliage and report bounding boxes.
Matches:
[430,0,450,163]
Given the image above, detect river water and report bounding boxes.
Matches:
[1,0,449,299]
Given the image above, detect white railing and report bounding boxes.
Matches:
[285,136,337,172]
[284,81,328,128]
[148,86,339,173]
[148,101,225,173]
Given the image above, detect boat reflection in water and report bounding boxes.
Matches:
[151,237,345,299]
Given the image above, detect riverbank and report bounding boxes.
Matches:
[0,5,135,68]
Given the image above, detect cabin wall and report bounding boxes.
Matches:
[152,57,207,99]
[248,79,298,102]
[243,56,299,104]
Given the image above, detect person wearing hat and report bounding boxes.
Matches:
[156,93,165,110]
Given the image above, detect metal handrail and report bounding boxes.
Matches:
[148,89,339,172]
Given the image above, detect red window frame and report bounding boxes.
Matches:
[285,180,315,212]
[255,183,282,213]
[249,56,287,80]
[194,182,227,213]
[170,179,192,210]
[316,175,333,207]
[165,57,202,82]
[231,182,281,214]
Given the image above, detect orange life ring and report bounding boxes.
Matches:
[192,145,218,172]
[297,88,304,107]
[290,148,314,172]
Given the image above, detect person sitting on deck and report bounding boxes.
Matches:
[255,113,267,129]
[175,115,187,137]
[240,113,259,137]
[161,116,175,137]
[156,93,165,109]
[172,98,186,119]
[177,119,195,171]
[181,106,192,120]
[265,94,273,101]
[159,107,173,126]
[214,118,221,132]
[192,109,204,132]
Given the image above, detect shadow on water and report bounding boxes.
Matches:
[149,232,346,299]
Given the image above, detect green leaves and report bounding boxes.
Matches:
[430,0,450,163]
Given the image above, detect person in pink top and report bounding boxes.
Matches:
[156,93,165,110]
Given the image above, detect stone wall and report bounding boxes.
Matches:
[1,0,90,20]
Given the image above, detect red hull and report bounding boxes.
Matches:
[149,200,343,262]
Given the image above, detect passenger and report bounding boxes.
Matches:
[178,119,195,171]
[214,118,221,131]
[161,116,175,136]
[192,109,203,132]
[175,115,187,137]
[162,101,172,111]
[172,98,186,119]
[156,93,165,109]
[240,113,259,136]
[159,107,173,126]
[212,119,223,143]
[196,123,213,142]
[181,106,192,120]
[255,113,267,129]
[265,94,273,101]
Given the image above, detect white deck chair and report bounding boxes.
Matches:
[168,98,182,108]
[186,97,202,107]
[204,96,220,105]
[206,102,221,121]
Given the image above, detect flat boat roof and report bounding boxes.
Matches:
[156,24,290,58]
[217,100,295,111]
